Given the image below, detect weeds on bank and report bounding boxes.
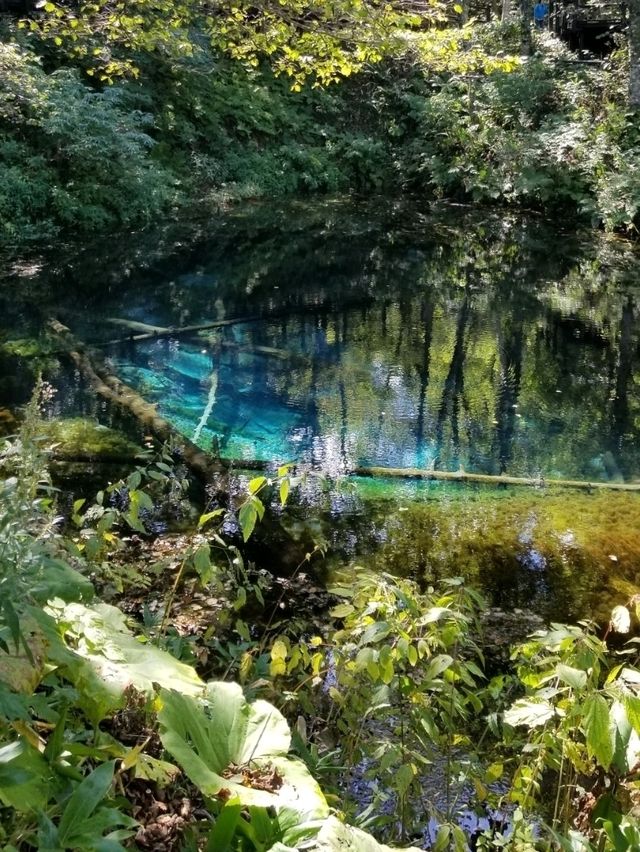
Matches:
[3,388,640,849]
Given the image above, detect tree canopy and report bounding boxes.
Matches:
[24,0,441,84]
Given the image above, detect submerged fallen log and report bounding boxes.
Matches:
[99,314,262,347]
[48,319,220,482]
[217,340,307,363]
[106,318,170,335]
[104,318,306,363]
[353,465,640,492]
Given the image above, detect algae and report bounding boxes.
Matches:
[365,488,640,623]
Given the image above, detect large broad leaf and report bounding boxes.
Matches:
[42,602,203,721]
[311,816,423,851]
[30,557,94,604]
[583,694,614,770]
[158,682,328,816]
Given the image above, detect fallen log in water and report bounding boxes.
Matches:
[353,465,640,492]
[104,316,308,364]
[106,318,170,334]
[48,319,220,482]
[46,319,640,493]
[103,318,307,363]
[99,314,262,347]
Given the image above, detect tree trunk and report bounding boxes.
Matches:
[630,0,640,107]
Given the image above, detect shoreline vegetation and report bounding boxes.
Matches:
[3,390,640,850]
[1,8,639,250]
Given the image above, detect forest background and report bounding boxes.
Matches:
[1,0,639,247]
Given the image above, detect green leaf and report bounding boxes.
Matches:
[58,761,116,843]
[623,693,640,734]
[329,603,355,619]
[424,654,454,681]
[394,763,415,797]
[132,753,180,786]
[198,509,224,528]
[207,799,242,851]
[249,476,267,495]
[313,816,422,851]
[583,694,614,770]
[0,682,29,721]
[2,598,21,653]
[0,737,63,814]
[193,543,213,584]
[271,640,288,661]
[556,664,587,691]
[361,621,390,644]
[504,698,555,729]
[279,478,290,506]
[239,503,257,542]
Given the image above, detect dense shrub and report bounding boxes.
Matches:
[0,42,174,242]
[1,23,639,245]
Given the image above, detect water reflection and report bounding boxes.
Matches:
[74,202,640,482]
[2,200,640,620]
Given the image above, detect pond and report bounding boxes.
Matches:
[2,198,640,621]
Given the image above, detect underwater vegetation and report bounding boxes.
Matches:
[366,488,640,623]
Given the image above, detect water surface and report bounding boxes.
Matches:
[89,202,640,483]
[2,199,640,620]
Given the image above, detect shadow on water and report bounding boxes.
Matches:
[2,198,640,622]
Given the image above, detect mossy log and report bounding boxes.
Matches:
[48,320,220,482]
[353,465,640,492]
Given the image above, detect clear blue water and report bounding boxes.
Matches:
[81,200,640,483]
[3,199,640,622]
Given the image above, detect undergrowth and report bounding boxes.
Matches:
[2,386,640,849]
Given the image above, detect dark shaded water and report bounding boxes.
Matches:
[2,199,640,619]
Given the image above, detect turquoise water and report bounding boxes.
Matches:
[91,201,640,483]
[2,198,640,484]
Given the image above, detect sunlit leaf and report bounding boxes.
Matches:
[504,698,555,729]
[611,605,631,634]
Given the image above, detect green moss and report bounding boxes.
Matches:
[2,338,49,358]
[39,418,143,458]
